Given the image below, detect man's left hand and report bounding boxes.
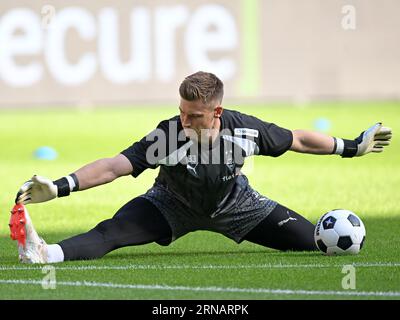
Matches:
[355,123,392,157]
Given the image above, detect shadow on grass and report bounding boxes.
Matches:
[101,249,320,261]
[1,230,320,266]
[1,216,399,265]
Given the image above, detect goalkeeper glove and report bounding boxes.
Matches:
[333,123,392,157]
[15,174,79,205]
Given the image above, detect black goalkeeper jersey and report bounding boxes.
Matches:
[121,109,293,216]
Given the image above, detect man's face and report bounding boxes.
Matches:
[179,98,222,142]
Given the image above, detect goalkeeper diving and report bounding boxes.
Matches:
[11,72,392,264]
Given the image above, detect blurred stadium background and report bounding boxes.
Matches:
[0,0,399,299]
[1,0,399,107]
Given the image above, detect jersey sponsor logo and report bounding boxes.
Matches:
[222,173,235,182]
[234,128,259,138]
[222,135,259,157]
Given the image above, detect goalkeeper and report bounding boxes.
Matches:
[12,72,392,264]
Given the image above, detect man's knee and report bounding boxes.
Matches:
[94,219,120,237]
[243,204,318,252]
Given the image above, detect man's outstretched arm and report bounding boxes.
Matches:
[73,154,133,191]
[15,154,133,205]
[290,123,392,157]
[290,130,335,155]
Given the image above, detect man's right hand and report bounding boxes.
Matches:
[15,175,58,205]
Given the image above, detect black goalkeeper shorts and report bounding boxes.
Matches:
[141,175,278,244]
[59,185,316,261]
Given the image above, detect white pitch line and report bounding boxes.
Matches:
[0,262,399,271]
[0,279,399,297]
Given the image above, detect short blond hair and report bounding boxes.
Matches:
[179,71,224,106]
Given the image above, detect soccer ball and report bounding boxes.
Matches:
[314,209,366,255]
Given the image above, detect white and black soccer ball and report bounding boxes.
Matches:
[314,209,366,255]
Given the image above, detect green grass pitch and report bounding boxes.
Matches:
[0,102,399,300]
